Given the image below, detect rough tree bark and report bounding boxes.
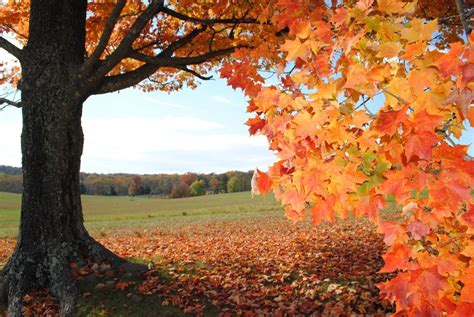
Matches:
[0,2,139,316]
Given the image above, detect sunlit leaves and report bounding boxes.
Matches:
[221,0,474,315]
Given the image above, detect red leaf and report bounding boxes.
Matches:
[245,117,266,135]
[433,42,464,78]
[461,205,474,229]
[375,106,408,136]
[116,281,130,290]
[380,244,411,272]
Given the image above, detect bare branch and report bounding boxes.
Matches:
[161,7,257,25]
[0,37,23,61]
[158,27,207,58]
[94,29,241,94]
[82,0,127,73]
[175,66,213,80]
[94,44,228,94]
[0,98,21,110]
[129,46,242,67]
[93,0,165,78]
[163,46,241,65]
[95,44,238,94]
[455,0,472,35]
[130,26,207,61]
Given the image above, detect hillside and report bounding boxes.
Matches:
[0,165,254,197]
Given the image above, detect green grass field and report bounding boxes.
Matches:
[0,191,283,238]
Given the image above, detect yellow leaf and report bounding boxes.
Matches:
[314,82,338,100]
[377,42,402,59]
[378,0,416,15]
[384,77,412,109]
[295,21,312,40]
[355,0,374,12]
[401,19,438,43]
[408,67,438,94]
[280,38,310,61]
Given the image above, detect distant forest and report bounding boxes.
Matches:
[0,165,254,198]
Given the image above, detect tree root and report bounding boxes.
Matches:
[1,237,146,315]
[48,246,80,317]
[5,253,35,317]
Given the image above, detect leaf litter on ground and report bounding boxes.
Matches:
[0,217,395,316]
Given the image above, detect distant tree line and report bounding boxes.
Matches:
[0,166,253,198]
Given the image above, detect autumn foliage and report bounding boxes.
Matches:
[221,0,474,315]
[1,0,473,315]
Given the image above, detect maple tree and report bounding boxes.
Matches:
[1,0,473,315]
[227,0,474,315]
[0,0,271,315]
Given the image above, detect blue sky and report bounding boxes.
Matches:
[0,78,277,174]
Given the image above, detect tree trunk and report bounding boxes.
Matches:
[0,2,141,315]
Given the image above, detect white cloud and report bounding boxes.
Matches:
[0,112,276,173]
[81,116,275,172]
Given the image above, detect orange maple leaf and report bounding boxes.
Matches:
[404,130,439,162]
[433,42,464,78]
[245,117,266,135]
[443,88,474,126]
[256,170,272,195]
[380,244,411,272]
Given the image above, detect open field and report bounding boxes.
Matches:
[0,191,282,238]
[0,192,393,315]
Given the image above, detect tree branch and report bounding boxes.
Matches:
[93,64,159,94]
[175,66,213,80]
[86,2,257,95]
[159,27,207,58]
[0,37,23,61]
[455,0,472,35]
[82,0,127,74]
[129,46,242,67]
[93,0,165,78]
[161,7,257,25]
[95,44,239,94]
[161,46,241,65]
[0,98,21,110]
[93,44,232,94]
[383,88,408,104]
[92,27,207,94]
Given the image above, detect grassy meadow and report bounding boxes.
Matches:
[0,191,283,238]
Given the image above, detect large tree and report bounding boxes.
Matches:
[0,1,276,315]
[2,0,472,315]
